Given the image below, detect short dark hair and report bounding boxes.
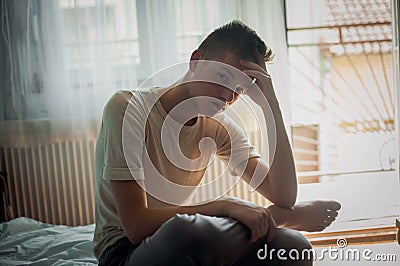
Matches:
[198,20,274,63]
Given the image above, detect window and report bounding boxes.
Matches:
[286,0,396,181]
[60,0,140,89]
[286,0,400,235]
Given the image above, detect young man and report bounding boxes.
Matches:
[94,21,341,265]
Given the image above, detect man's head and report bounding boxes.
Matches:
[182,21,273,117]
[197,20,273,64]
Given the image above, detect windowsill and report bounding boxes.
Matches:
[297,171,400,247]
[306,226,397,247]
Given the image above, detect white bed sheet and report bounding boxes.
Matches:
[0,217,97,265]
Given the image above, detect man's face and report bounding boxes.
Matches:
[187,52,255,117]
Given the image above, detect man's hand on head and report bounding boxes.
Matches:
[239,56,278,108]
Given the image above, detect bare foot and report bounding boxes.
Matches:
[268,200,341,232]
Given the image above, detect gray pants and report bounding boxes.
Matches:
[99,214,312,266]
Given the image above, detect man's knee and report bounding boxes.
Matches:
[160,214,198,244]
[273,228,312,250]
[161,214,218,245]
[159,214,249,265]
[161,214,250,253]
[163,214,246,242]
[268,228,313,262]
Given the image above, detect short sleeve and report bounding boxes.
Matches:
[212,114,261,175]
[100,91,146,181]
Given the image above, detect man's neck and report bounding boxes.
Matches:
[158,83,198,127]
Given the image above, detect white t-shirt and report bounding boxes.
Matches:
[93,88,260,259]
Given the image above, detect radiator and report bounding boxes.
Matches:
[0,130,269,226]
[0,138,96,226]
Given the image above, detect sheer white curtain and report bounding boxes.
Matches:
[1,0,68,122]
[0,0,288,144]
[1,0,139,144]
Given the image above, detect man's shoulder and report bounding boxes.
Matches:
[210,113,250,141]
[106,89,155,104]
[107,90,133,105]
[211,113,240,129]
[104,89,157,113]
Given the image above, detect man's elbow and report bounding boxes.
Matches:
[263,179,297,208]
[128,236,142,245]
[123,222,147,245]
[275,197,296,209]
[269,189,297,208]
[126,230,145,245]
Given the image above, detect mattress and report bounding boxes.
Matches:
[0,217,97,265]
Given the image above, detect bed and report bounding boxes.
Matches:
[0,217,97,265]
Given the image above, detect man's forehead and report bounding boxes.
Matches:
[193,60,254,90]
[212,60,252,81]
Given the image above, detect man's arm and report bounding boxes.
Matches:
[233,57,343,232]
[110,180,276,245]
[235,157,297,209]
[234,56,297,208]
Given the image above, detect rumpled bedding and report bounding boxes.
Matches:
[0,217,97,265]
